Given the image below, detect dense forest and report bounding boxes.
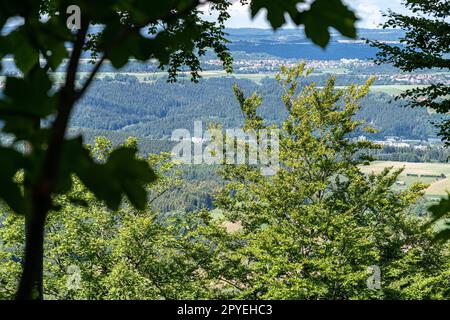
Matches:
[71,75,442,140]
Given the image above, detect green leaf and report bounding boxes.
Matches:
[301,0,357,48]
[4,30,40,74]
[429,196,450,223]
[251,0,357,47]
[433,220,450,243]
[73,144,157,211]
[2,68,54,117]
[76,161,123,211]
[101,23,134,69]
[39,34,68,71]
[250,0,302,29]
[54,138,85,194]
[0,69,56,143]
[107,147,157,210]
[0,147,26,214]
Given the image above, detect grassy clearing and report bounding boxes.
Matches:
[368,85,427,95]
[316,67,350,74]
[359,161,450,197]
[49,71,429,96]
[332,85,427,95]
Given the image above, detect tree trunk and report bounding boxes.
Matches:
[15,198,48,300]
[15,19,90,300]
[16,93,46,300]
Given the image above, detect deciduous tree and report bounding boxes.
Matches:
[192,64,450,299]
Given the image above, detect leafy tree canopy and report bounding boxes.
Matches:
[191,64,450,299]
[0,0,358,299]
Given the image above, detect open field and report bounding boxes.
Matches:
[52,71,275,84]
[48,71,429,95]
[16,71,429,97]
[359,161,450,198]
[363,85,427,95]
[332,84,427,95]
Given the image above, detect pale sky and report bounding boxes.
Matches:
[208,0,407,29]
[4,1,408,29]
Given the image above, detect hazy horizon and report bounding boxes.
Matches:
[203,0,406,29]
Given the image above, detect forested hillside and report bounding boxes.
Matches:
[66,73,447,216]
[71,75,441,141]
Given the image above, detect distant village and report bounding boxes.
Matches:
[205,58,450,86]
[205,58,375,73]
[357,135,444,150]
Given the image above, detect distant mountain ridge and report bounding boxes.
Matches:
[223,28,404,60]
